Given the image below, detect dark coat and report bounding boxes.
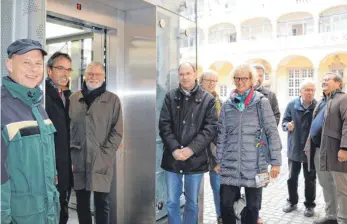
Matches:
[320,91,347,173]
[255,86,281,126]
[159,86,218,174]
[282,97,317,163]
[45,80,73,191]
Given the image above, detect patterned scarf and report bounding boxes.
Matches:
[212,91,221,117]
[231,87,254,111]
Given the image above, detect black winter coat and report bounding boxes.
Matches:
[159,86,218,174]
[45,80,73,191]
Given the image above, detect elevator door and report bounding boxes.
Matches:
[45,16,108,213]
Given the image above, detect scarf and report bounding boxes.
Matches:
[231,87,254,111]
[2,76,43,107]
[81,81,106,108]
[212,91,222,117]
[179,81,199,96]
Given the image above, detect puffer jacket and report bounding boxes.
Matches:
[216,91,282,187]
[159,85,218,174]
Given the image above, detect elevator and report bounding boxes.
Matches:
[0,0,198,223]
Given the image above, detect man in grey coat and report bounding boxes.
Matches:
[282,80,317,217]
[305,72,343,224]
[69,62,123,224]
[319,73,347,224]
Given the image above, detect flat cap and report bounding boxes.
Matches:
[7,39,47,58]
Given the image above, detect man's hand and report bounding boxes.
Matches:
[287,121,294,132]
[305,151,310,157]
[214,164,221,174]
[270,165,280,179]
[338,150,347,162]
[181,147,194,161]
[172,149,184,161]
[55,176,58,185]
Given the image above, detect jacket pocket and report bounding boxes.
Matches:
[93,147,115,175]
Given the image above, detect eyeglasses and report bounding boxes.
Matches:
[233,77,250,82]
[322,78,333,82]
[203,79,218,84]
[52,66,73,73]
[86,72,104,77]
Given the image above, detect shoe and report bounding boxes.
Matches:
[304,207,314,217]
[257,216,264,224]
[283,203,297,213]
[312,217,338,224]
[217,216,223,224]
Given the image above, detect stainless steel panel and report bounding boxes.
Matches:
[121,6,157,224]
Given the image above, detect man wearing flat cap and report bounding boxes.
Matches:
[1,39,60,224]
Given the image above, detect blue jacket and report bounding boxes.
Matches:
[1,77,60,224]
[282,97,317,163]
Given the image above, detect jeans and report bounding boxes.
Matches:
[75,189,110,224]
[287,159,316,208]
[220,185,262,224]
[165,171,203,224]
[209,171,221,217]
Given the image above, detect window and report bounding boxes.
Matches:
[332,69,344,77]
[220,85,228,97]
[288,69,314,97]
[209,24,236,44]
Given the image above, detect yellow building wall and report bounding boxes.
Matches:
[275,56,313,109]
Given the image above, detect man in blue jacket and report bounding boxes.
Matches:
[282,79,317,217]
[1,39,60,224]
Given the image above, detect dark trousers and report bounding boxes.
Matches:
[287,159,316,208]
[75,189,110,224]
[221,184,262,224]
[59,189,70,224]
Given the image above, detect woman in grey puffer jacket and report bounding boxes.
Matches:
[215,64,282,224]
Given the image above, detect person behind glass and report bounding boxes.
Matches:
[304,73,344,224]
[159,62,218,224]
[215,64,282,224]
[282,79,317,217]
[199,70,223,224]
[69,62,123,224]
[45,52,73,224]
[252,63,281,224]
[1,39,60,223]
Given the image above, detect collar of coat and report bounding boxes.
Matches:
[76,88,110,103]
[325,89,344,100]
[174,83,203,103]
[293,96,317,112]
[46,79,71,101]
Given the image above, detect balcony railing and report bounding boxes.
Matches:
[180,30,347,56]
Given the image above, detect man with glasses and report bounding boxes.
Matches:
[200,70,223,224]
[45,52,73,224]
[306,73,346,224]
[69,62,123,224]
[282,79,317,217]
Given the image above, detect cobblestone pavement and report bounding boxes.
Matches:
[68,130,326,224]
[203,130,326,224]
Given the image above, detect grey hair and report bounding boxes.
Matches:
[299,79,316,90]
[47,52,72,68]
[85,62,106,75]
[252,63,265,72]
[178,62,196,73]
[199,70,218,84]
[324,72,344,89]
[231,63,257,86]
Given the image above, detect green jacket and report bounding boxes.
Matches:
[1,77,60,224]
